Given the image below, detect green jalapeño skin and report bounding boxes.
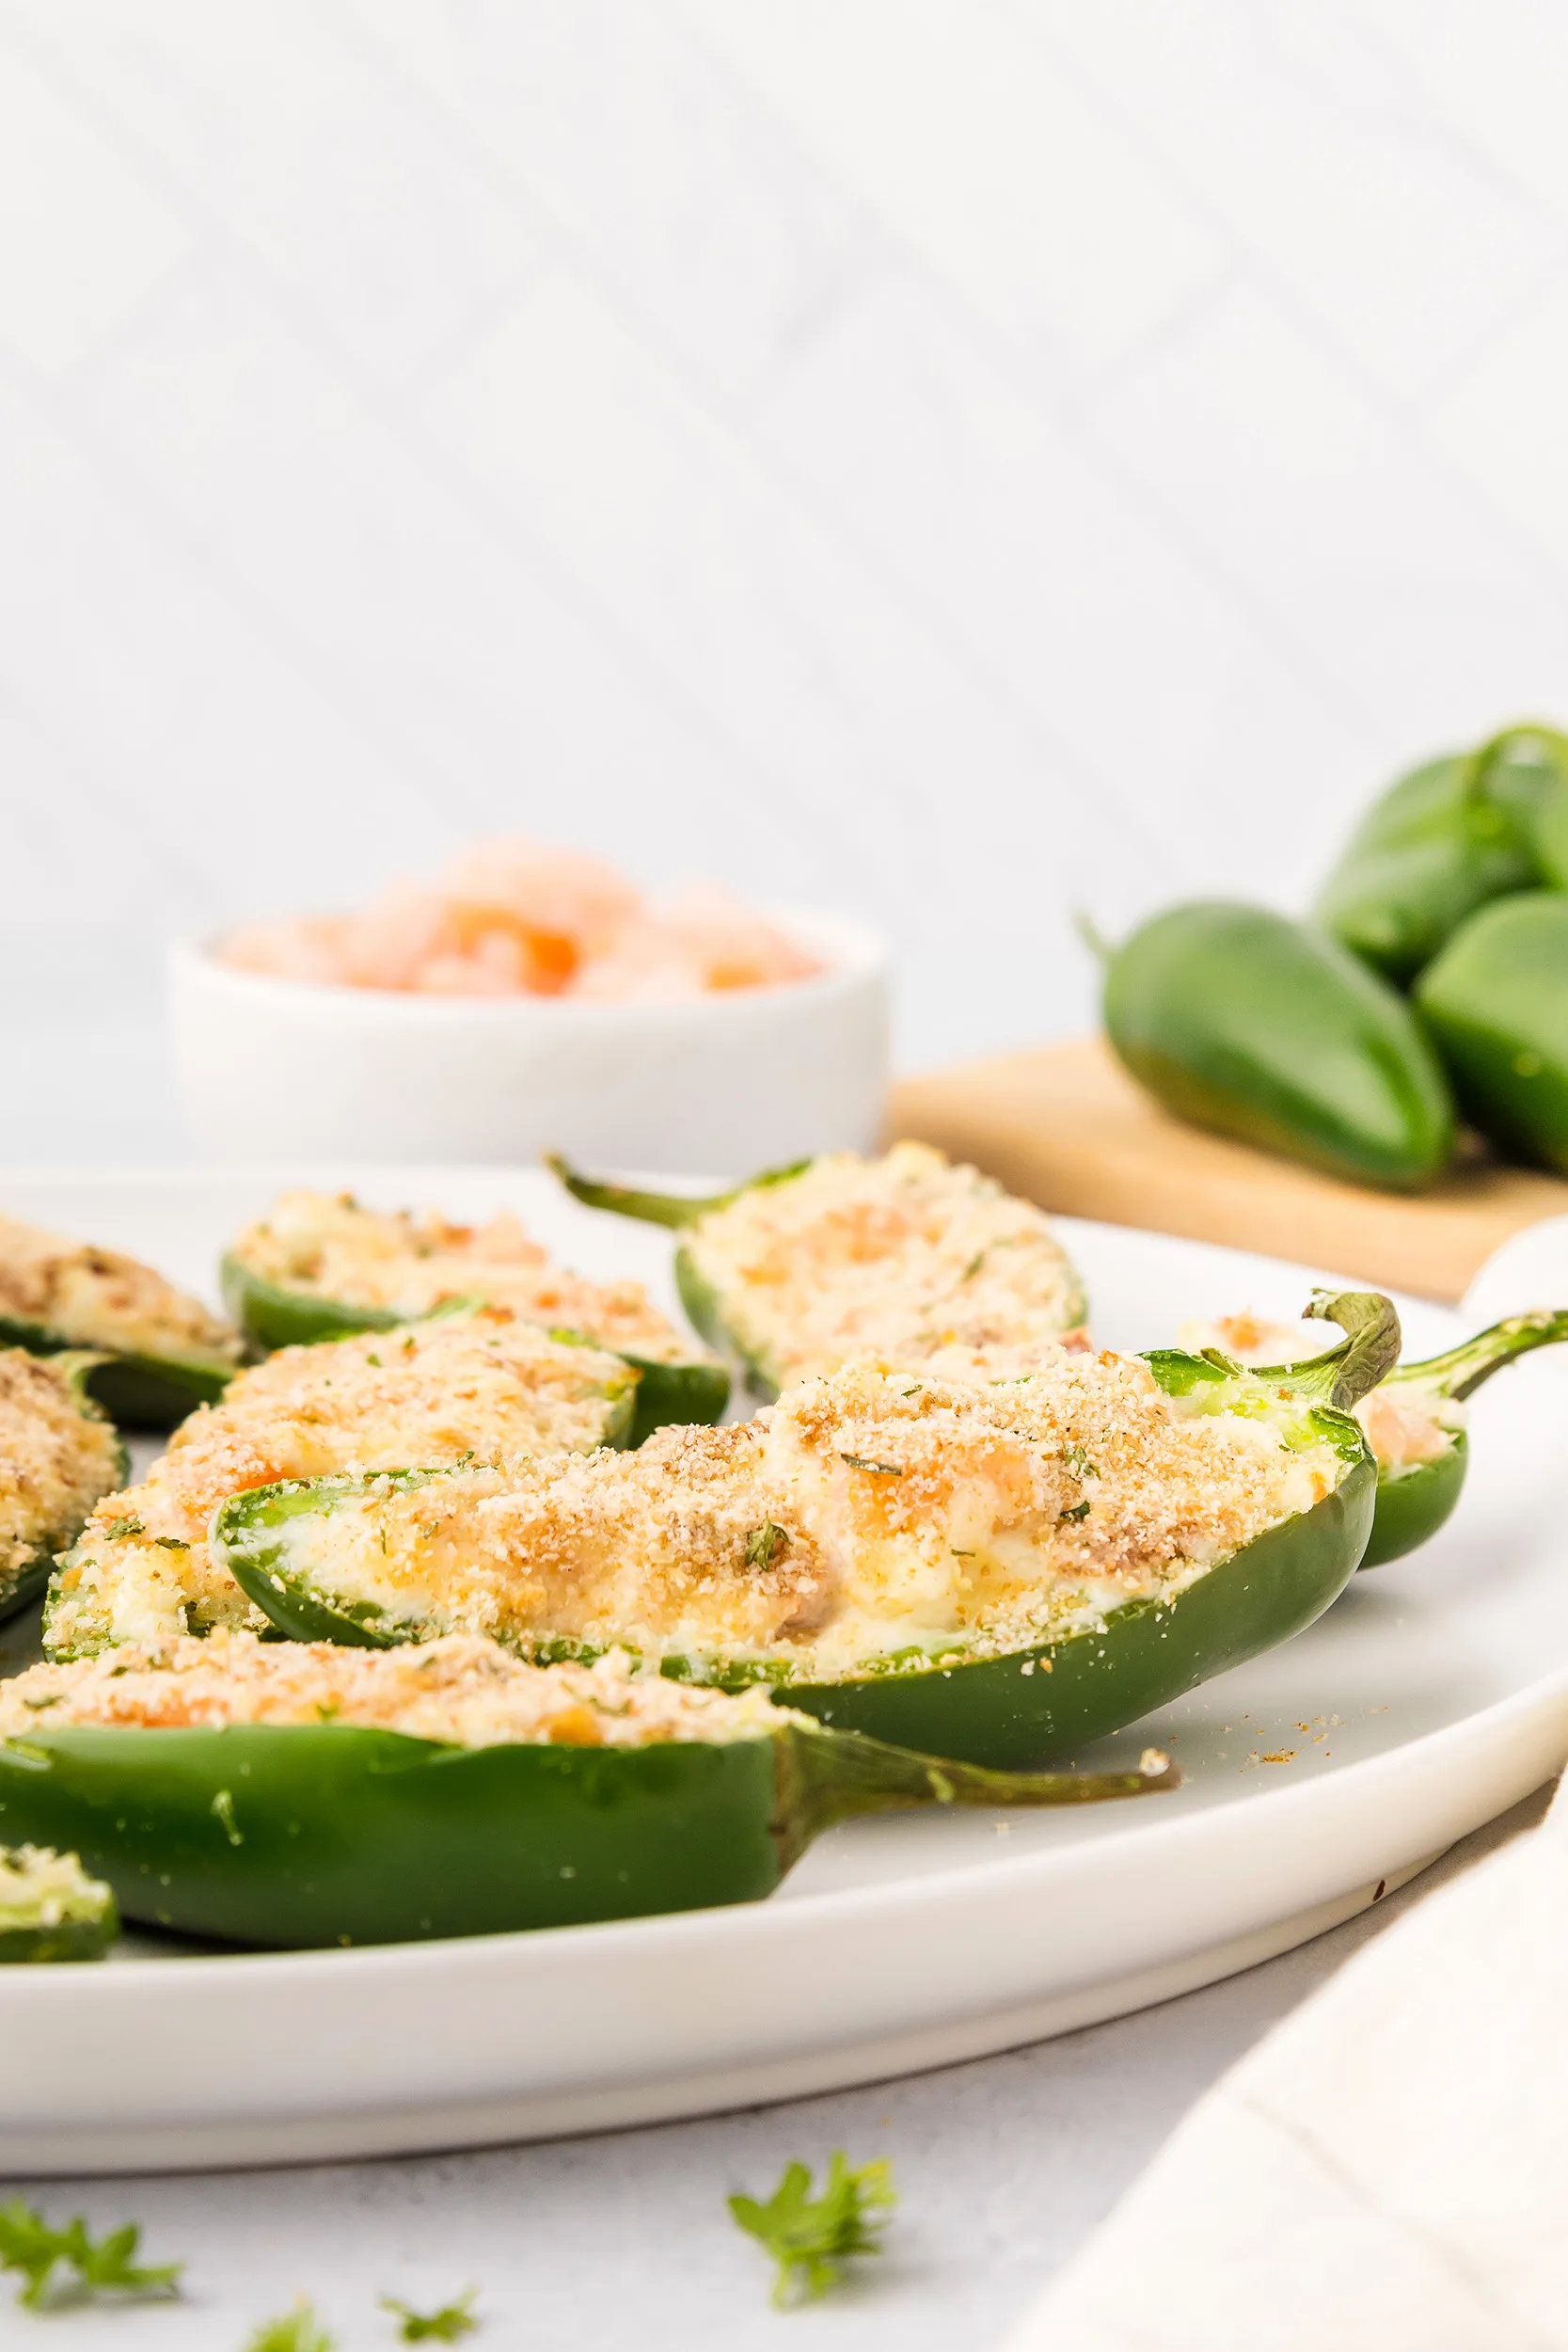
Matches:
[220,1256,729,1451]
[1100,903,1455,1193]
[1314,726,1568,987]
[215,1292,1397,1772]
[1350,1311,1568,1568]
[0,1716,1175,1950]
[1415,893,1568,1176]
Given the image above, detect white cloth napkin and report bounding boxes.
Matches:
[1002,1774,1568,2352]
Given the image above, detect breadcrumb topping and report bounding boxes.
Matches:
[0,1216,241,1370]
[45,1311,634,1659]
[230,1191,697,1364]
[233,1351,1344,1678]
[0,1352,123,1597]
[1,1630,784,1749]
[684,1142,1087,1391]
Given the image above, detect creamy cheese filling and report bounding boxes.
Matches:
[683,1142,1087,1390]
[227,1353,1347,1679]
[0,1843,112,1931]
[44,1311,636,1659]
[0,1215,241,1369]
[1,1631,784,1750]
[230,1191,698,1364]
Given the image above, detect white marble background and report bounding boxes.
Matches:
[4,0,1568,1152]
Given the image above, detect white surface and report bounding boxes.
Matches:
[5,1789,1548,2352]
[1009,1760,1568,2349]
[168,907,888,1174]
[2,1168,1566,2174]
[8,6,1568,1104]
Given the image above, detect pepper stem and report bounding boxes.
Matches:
[773,1724,1178,1872]
[1384,1309,1568,1403]
[546,1152,812,1230]
[1250,1289,1402,1410]
[1459,722,1568,809]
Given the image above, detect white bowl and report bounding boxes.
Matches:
[168,907,889,1177]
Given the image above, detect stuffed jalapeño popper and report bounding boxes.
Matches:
[212,1291,1396,1769]
[0,1635,1176,1949]
[546,1141,1089,1399]
[221,1190,728,1445]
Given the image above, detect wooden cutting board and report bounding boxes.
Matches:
[887,1035,1568,1303]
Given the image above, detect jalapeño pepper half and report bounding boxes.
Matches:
[0,1351,127,1624]
[0,1216,243,1428]
[0,1714,1173,1950]
[546,1147,1088,1401]
[0,1842,118,1963]
[215,1292,1395,1770]
[220,1256,728,1449]
[1101,903,1455,1192]
[1354,1311,1568,1567]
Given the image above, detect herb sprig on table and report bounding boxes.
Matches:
[381,2288,480,2341]
[245,2301,337,2351]
[729,2152,898,2308]
[0,2199,182,2312]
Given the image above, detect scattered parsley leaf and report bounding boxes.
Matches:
[1059,1444,1099,1478]
[1058,1499,1092,1523]
[245,2299,336,2351]
[744,1521,788,1570]
[379,2288,479,2341]
[728,2153,897,2309]
[961,1249,988,1280]
[104,1516,144,1539]
[366,1353,383,1367]
[838,1454,904,1477]
[154,1534,190,1550]
[0,2199,182,2312]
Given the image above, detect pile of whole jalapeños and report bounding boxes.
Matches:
[1100,720,1568,1191]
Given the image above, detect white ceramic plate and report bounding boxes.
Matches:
[0,1168,1564,2177]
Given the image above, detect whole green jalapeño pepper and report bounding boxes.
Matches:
[1354,1311,1568,1568]
[0,1716,1174,1950]
[1415,893,1568,1173]
[215,1293,1395,1771]
[1314,725,1568,987]
[219,1257,728,1450]
[1101,904,1455,1191]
